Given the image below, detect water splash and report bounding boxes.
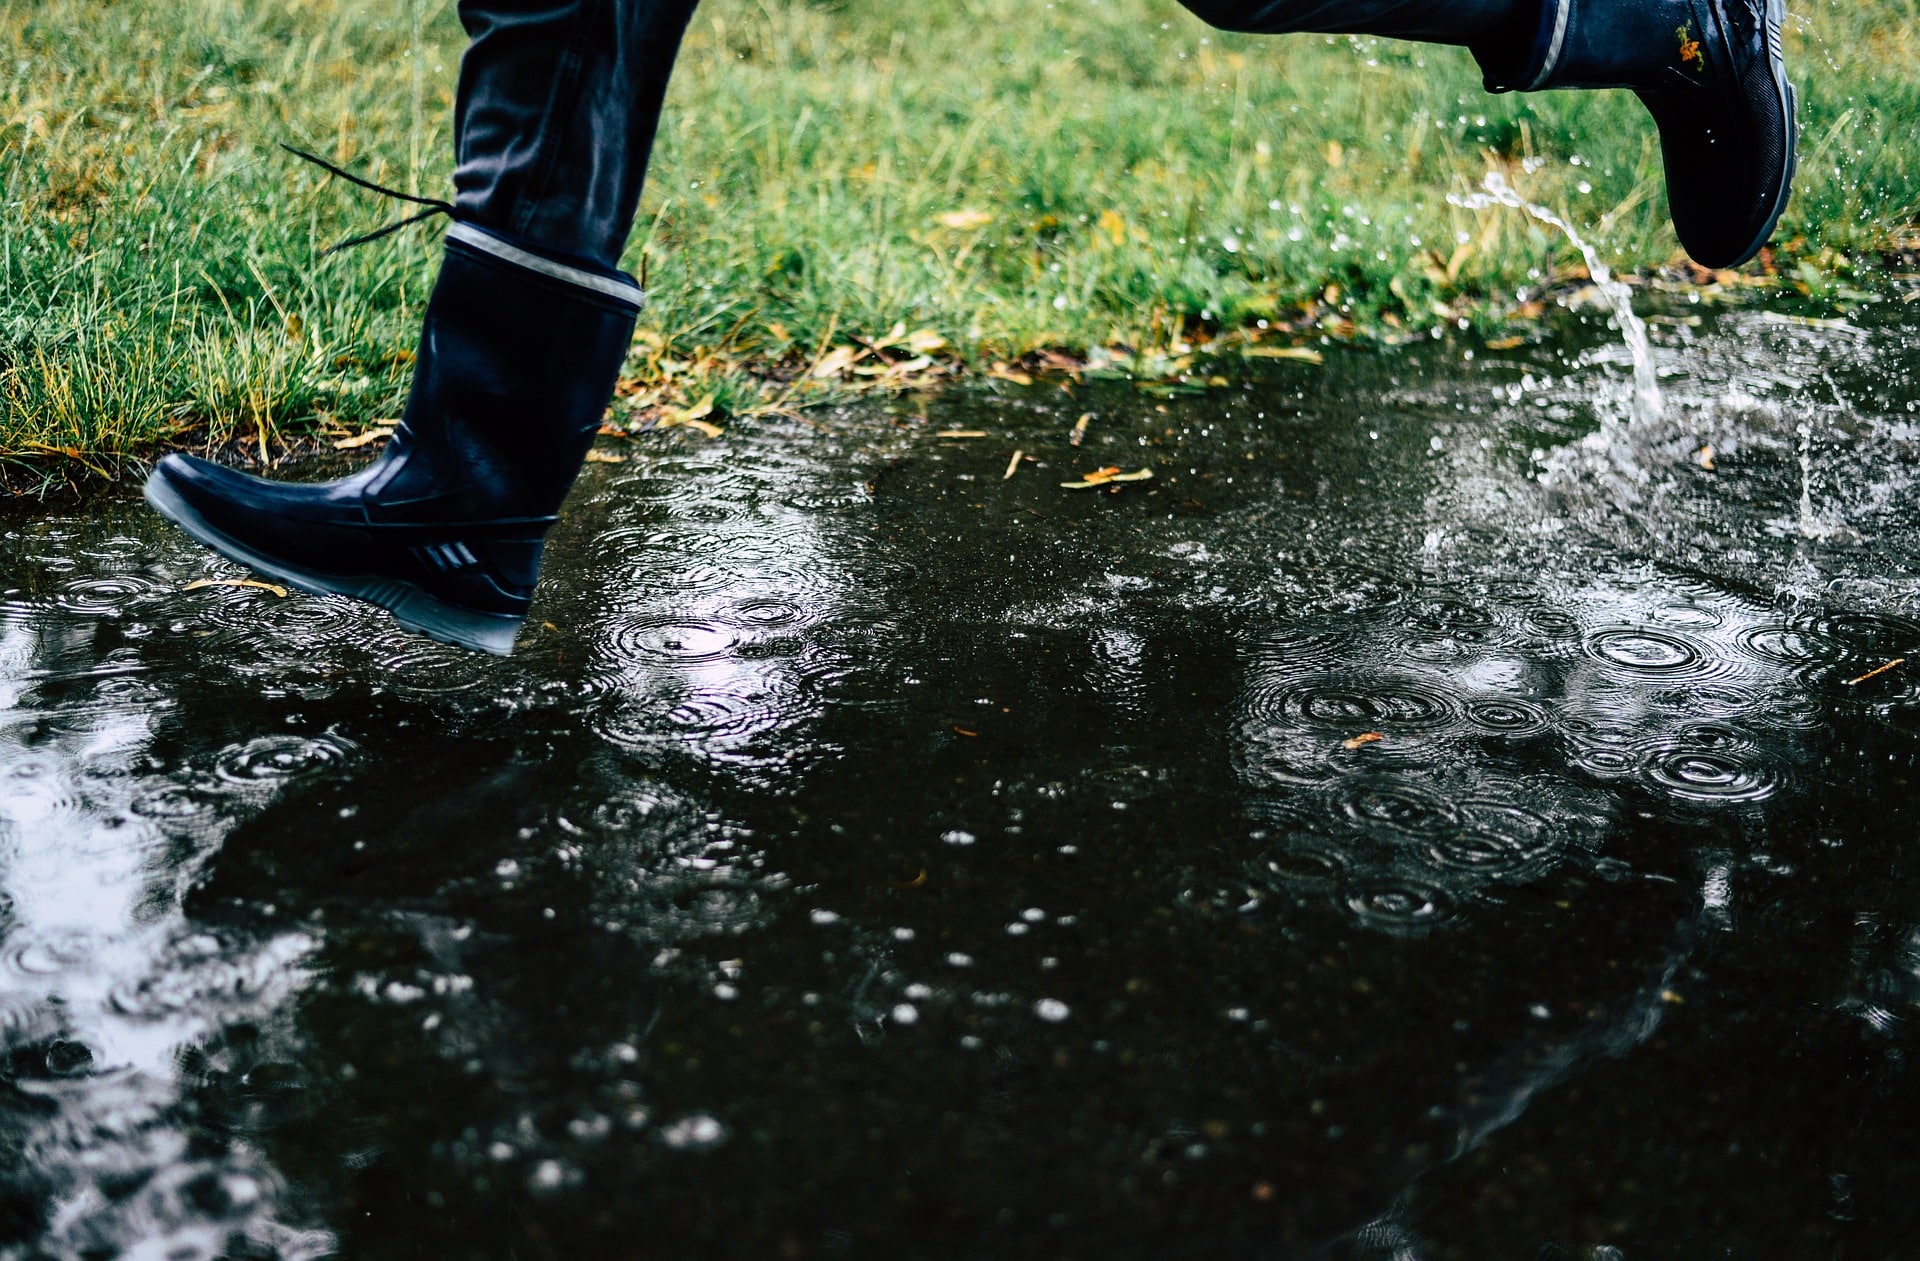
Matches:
[1450,172,1663,428]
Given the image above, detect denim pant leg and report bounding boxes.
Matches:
[452,0,702,269]
[1173,0,1530,65]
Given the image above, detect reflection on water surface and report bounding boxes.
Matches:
[4,301,1920,1258]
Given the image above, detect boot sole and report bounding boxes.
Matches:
[145,471,524,657]
[1732,0,1798,270]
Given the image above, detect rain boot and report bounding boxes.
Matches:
[145,223,642,656]
[1476,0,1796,269]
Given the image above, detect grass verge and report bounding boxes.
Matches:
[3,0,1919,487]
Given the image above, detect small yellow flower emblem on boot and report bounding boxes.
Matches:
[1676,23,1705,71]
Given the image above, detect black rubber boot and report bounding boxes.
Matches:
[145,223,642,656]
[1476,0,1796,269]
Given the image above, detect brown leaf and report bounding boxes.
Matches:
[1342,731,1385,749]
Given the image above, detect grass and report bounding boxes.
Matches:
[3,0,1920,486]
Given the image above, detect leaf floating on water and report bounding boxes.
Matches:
[1844,657,1905,686]
[1070,413,1092,446]
[1240,346,1325,364]
[1484,335,1527,351]
[1061,467,1153,490]
[333,426,394,450]
[891,869,930,891]
[1697,445,1716,471]
[1342,731,1385,749]
[584,450,628,463]
[1004,449,1024,480]
[952,725,979,737]
[183,577,289,598]
[987,363,1033,386]
[936,429,989,439]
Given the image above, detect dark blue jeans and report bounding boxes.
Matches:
[452,0,1527,269]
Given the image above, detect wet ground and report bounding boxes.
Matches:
[4,294,1920,1259]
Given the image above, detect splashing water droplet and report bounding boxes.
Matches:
[1449,172,1662,428]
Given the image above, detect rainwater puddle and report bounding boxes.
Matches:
[4,298,1920,1258]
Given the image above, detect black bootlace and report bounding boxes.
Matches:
[282,144,455,256]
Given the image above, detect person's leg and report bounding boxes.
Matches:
[146,0,700,655]
[1174,0,1795,272]
[452,0,700,267]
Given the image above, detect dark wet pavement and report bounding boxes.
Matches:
[5,297,1920,1259]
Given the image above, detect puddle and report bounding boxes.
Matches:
[4,297,1920,1257]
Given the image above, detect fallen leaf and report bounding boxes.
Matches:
[890,869,930,891]
[1070,413,1093,446]
[905,328,948,354]
[952,726,979,737]
[333,426,394,450]
[1484,335,1527,351]
[810,345,863,378]
[1004,449,1024,480]
[1061,467,1153,490]
[937,210,993,230]
[584,450,628,463]
[658,394,723,437]
[987,363,1033,386]
[1342,731,1385,749]
[184,577,289,598]
[1240,346,1324,364]
[1697,445,1716,471]
[936,429,989,439]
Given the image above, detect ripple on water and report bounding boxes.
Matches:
[1420,800,1566,883]
[1462,695,1553,739]
[1246,671,1463,733]
[4,928,97,979]
[1583,625,1716,676]
[373,641,490,695]
[1641,728,1790,807]
[53,576,166,617]
[1339,780,1461,837]
[1258,835,1351,888]
[1340,876,1455,937]
[213,733,356,787]
[600,616,742,669]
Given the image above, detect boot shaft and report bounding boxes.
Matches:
[1481,0,1745,93]
[377,223,643,520]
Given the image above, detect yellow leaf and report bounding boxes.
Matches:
[811,345,862,378]
[1342,731,1384,749]
[584,450,628,463]
[904,328,947,354]
[935,430,989,439]
[1096,209,1128,247]
[987,364,1033,386]
[658,394,723,438]
[183,577,289,598]
[937,210,993,230]
[333,426,395,450]
[1241,346,1324,364]
[1061,467,1153,490]
[1326,140,1344,168]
